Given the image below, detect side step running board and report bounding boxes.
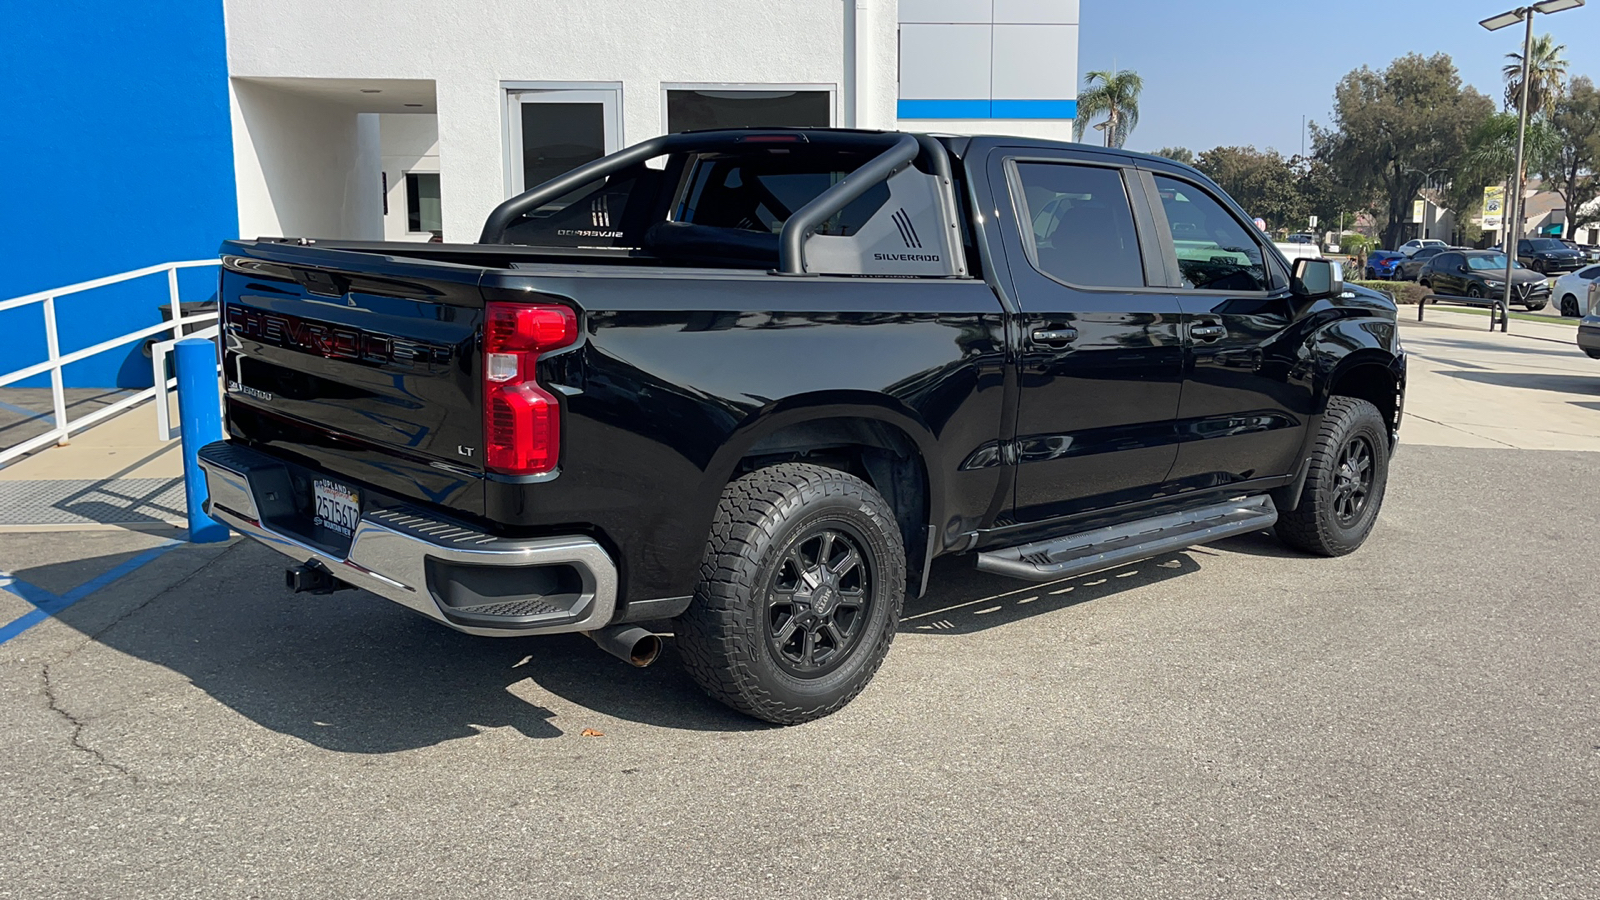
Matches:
[976,495,1278,582]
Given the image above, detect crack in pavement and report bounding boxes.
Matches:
[32,539,243,782]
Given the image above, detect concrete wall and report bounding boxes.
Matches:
[223,0,898,242]
[2,0,237,388]
[231,80,384,241]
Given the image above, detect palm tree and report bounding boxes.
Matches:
[1073,70,1143,148]
[1503,33,1567,117]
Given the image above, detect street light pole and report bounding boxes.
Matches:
[1479,0,1586,334]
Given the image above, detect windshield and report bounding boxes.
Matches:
[1467,254,1512,271]
[1526,238,1565,252]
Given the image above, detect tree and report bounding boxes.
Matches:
[1315,54,1494,251]
[1155,146,1194,165]
[1195,146,1304,230]
[1545,76,1600,238]
[1074,70,1143,148]
[1503,33,1567,116]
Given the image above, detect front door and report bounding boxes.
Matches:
[1144,171,1310,487]
[505,87,622,195]
[991,151,1187,524]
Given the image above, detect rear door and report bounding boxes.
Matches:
[1141,171,1310,488]
[988,149,1186,524]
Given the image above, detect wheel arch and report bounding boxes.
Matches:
[704,393,944,579]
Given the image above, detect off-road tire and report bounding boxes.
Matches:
[675,463,905,725]
[1276,396,1390,557]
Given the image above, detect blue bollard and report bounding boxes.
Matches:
[175,338,230,543]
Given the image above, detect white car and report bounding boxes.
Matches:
[1398,239,1448,257]
[1553,264,1600,318]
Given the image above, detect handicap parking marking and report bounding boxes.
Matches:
[0,539,182,645]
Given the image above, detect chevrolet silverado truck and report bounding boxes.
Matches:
[199,129,1405,724]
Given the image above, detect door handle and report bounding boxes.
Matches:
[1190,323,1226,342]
[1030,327,1078,345]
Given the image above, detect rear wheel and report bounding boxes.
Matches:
[1365,267,1377,280]
[676,463,905,725]
[1561,294,1580,318]
[1276,396,1390,557]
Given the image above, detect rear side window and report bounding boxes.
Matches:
[1153,175,1270,292]
[1013,162,1144,288]
[674,154,889,236]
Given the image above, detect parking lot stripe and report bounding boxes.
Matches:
[0,539,181,646]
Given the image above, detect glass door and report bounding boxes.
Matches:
[505,88,621,195]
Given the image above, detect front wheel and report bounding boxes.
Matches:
[1523,297,1547,312]
[676,463,905,725]
[1466,283,1485,300]
[1276,396,1391,557]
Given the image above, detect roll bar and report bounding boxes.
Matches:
[775,133,921,275]
[477,131,933,275]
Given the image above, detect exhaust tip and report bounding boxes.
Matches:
[587,626,662,668]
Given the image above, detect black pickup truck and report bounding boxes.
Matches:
[199,129,1405,724]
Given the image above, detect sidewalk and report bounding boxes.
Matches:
[1397,308,1600,452]
[0,398,185,532]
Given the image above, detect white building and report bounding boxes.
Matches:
[224,0,1079,244]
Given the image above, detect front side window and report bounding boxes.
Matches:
[1153,175,1271,292]
[1012,162,1144,288]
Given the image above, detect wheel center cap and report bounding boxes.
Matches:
[812,586,838,616]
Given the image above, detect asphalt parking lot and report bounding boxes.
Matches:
[2,317,1598,899]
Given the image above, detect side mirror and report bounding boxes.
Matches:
[1292,257,1343,299]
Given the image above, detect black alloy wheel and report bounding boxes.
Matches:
[1331,435,1375,528]
[1467,283,1484,299]
[765,525,877,678]
[1562,294,1580,318]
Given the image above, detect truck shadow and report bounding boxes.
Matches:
[31,539,1205,750]
[900,553,1200,635]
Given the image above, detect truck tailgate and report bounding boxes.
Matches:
[219,241,487,512]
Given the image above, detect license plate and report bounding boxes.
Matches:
[313,479,360,537]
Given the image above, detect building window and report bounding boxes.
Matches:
[406,172,441,235]
[665,88,831,133]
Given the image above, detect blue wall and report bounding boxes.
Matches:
[1,1,236,388]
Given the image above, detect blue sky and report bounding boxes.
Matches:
[1077,0,1600,156]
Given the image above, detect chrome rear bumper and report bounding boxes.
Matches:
[196,442,618,637]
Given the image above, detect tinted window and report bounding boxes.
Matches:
[1435,253,1462,269]
[1416,247,1443,260]
[1014,162,1144,288]
[666,90,830,132]
[1153,175,1270,292]
[1527,239,1565,252]
[1580,266,1600,280]
[1468,254,1511,271]
[676,153,888,236]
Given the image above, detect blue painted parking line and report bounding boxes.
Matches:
[0,539,182,646]
[0,398,53,424]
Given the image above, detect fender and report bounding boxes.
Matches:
[702,391,951,553]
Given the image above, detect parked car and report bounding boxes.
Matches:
[1517,237,1585,274]
[1581,282,1600,358]
[1552,264,1600,317]
[196,128,1406,725]
[1394,245,1449,281]
[1418,249,1549,310]
[1274,238,1323,263]
[1285,232,1318,245]
[1365,250,1404,280]
[1398,238,1447,257]
[1563,240,1600,263]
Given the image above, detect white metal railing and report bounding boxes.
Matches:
[0,260,220,467]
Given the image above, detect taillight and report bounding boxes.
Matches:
[483,302,578,475]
